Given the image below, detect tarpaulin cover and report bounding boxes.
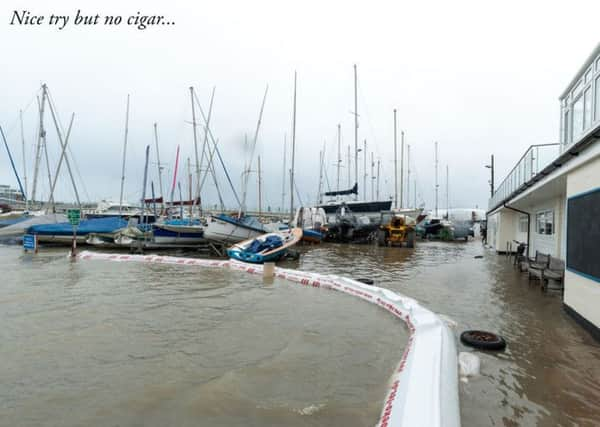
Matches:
[247,235,283,253]
[28,217,128,236]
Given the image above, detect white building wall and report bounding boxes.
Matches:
[528,197,565,258]
[564,157,600,329]
[488,209,518,253]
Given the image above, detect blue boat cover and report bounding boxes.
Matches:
[0,216,29,228]
[164,218,202,226]
[247,235,283,253]
[28,216,129,236]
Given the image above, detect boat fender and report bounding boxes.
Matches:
[460,330,506,351]
[458,352,481,380]
[356,278,374,285]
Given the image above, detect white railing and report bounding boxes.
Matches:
[488,144,559,210]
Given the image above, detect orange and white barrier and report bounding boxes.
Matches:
[78,251,460,427]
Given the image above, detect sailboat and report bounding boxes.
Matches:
[0,84,83,241]
[203,86,269,244]
[316,65,392,220]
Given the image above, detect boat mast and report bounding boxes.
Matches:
[353,64,358,201]
[347,145,351,188]
[376,158,380,200]
[414,180,417,208]
[119,94,130,215]
[19,109,28,211]
[31,85,47,206]
[446,164,449,219]
[191,90,240,209]
[189,87,201,215]
[400,130,404,209]
[240,85,268,216]
[141,145,150,225]
[0,126,26,207]
[257,155,262,218]
[407,144,411,208]
[153,123,165,211]
[336,124,341,198]
[187,157,193,218]
[363,139,367,202]
[317,149,324,204]
[46,90,81,209]
[290,71,297,221]
[435,141,439,217]
[280,134,286,212]
[178,182,183,218]
[393,109,398,209]
[370,152,374,201]
[200,88,218,212]
[169,145,180,218]
[45,113,75,212]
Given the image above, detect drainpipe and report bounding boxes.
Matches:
[503,203,530,258]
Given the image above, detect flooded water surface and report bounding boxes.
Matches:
[2,240,600,426]
[0,245,406,427]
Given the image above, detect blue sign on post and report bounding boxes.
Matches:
[23,234,37,252]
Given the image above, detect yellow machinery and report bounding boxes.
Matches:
[377,211,416,248]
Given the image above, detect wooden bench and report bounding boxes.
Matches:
[527,251,550,280]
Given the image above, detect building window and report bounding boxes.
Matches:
[573,95,584,138]
[572,81,583,98]
[519,215,528,233]
[563,110,570,145]
[595,75,600,122]
[536,210,554,235]
[584,87,592,130]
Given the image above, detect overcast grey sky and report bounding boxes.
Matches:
[1,0,599,211]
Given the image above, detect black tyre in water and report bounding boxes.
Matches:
[460,330,506,351]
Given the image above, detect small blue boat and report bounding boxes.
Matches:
[227,228,302,264]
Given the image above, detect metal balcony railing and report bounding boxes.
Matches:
[488,143,560,210]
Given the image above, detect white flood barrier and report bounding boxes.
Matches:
[77,251,460,427]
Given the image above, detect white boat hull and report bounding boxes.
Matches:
[203,216,263,244]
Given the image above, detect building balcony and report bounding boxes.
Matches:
[488,143,560,211]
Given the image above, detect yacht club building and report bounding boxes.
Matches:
[487,43,600,341]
